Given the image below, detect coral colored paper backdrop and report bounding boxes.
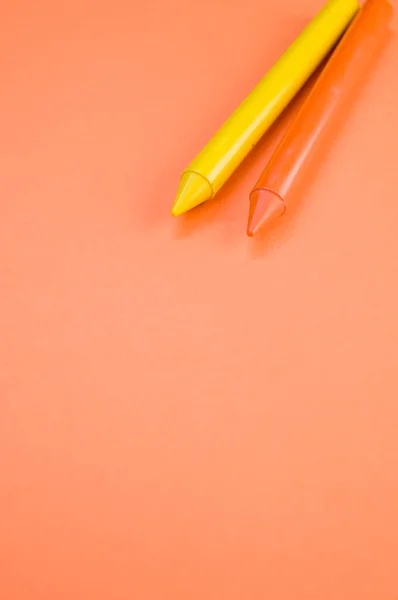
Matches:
[1,0,398,598]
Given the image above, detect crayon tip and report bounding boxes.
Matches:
[171,172,212,216]
[246,189,285,237]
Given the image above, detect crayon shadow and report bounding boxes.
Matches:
[248,29,394,259]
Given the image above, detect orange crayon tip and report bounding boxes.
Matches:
[246,189,285,237]
[171,172,212,216]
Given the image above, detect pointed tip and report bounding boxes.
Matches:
[171,205,182,217]
[172,172,212,216]
[247,189,285,237]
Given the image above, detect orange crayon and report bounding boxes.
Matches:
[247,0,393,237]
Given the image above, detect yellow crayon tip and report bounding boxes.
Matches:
[171,172,212,216]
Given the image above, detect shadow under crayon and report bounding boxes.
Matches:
[248,29,394,259]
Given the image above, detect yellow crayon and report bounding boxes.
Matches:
[171,0,360,216]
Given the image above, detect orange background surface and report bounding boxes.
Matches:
[1,0,398,598]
